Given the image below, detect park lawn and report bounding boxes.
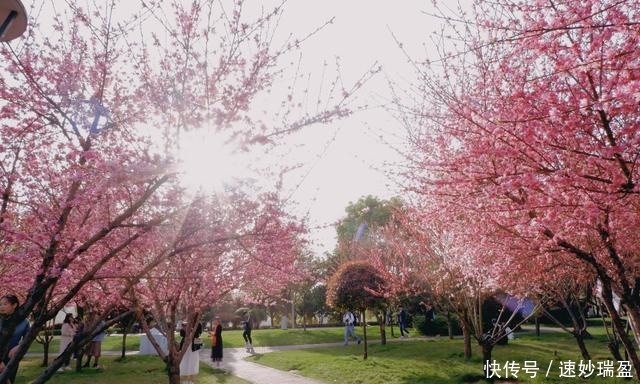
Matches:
[15,356,248,384]
[28,326,388,353]
[222,325,385,348]
[28,334,141,354]
[247,331,630,383]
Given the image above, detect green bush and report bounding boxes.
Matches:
[414,314,462,336]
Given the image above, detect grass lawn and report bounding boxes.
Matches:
[28,334,140,354]
[221,326,385,348]
[28,326,386,353]
[247,330,631,383]
[15,356,249,384]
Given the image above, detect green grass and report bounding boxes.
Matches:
[247,331,631,383]
[15,356,249,384]
[220,326,385,348]
[29,326,386,352]
[29,334,140,354]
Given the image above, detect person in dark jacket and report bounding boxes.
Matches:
[242,316,253,353]
[0,294,30,384]
[398,307,410,338]
[210,317,223,367]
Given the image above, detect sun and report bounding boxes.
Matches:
[176,129,249,193]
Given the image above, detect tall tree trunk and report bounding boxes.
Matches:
[535,317,540,337]
[76,349,83,372]
[600,280,640,378]
[378,313,386,345]
[362,310,368,360]
[607,340,624,361]
[121,332,128,359]
[624,303,640,348]
[461,320,472,360]
[446,311,453,339]
[573,332,591,360]
[42,340,50,367]
[167,356,181,384]
[481,341,494,379]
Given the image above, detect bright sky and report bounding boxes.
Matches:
[174,0,441,256]
[21,0,442,257]
[259,0,438,256]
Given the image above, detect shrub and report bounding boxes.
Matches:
[414,314,462,336]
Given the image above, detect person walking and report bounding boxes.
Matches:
[210,317,223,367]
[342,310,361,346]
[398,307,410,338]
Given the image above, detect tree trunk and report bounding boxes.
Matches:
[608,340,624,361]
[481,341,494,379]
[42,340,50,367]
[600,280,640,378]
[573,332,591,360]
[446,311,453,339]
[461,321,472,360]
[535,317,540,337]
[32,356,64,384]
[362,310,368,360]
[121,331,127,359]
[76,348,83,372]
[167,356,181,384]
[624,302,640,348]
[378,313,386,345]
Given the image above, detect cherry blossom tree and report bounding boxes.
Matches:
[327,260,387,359]
[130,191,306,384]
[395,0,640,376]
[0,0,368,381]
[368,207,539,368]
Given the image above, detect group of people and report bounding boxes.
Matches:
[58,313,106,371]
[2,295,425,383]
[342,306,419,345]
[0,293,112,384]
[178,314,239,379]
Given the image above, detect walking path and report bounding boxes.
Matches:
[198,343,343,384]
[197,337,423,384]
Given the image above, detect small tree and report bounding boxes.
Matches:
[34,320,56,367]
[327,261,387,359]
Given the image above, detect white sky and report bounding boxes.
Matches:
[162,0,442,257]
[260,0,438,256]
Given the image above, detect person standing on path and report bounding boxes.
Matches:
[398,307,410,338]
[242,316,254,353]
[210,317,223,367]
[342,310,361,346]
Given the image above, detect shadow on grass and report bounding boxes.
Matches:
[200,363,236,383]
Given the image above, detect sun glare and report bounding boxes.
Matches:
[176,130,249,193]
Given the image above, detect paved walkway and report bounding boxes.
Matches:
[197,337,424,384]
[198,343,343,384]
